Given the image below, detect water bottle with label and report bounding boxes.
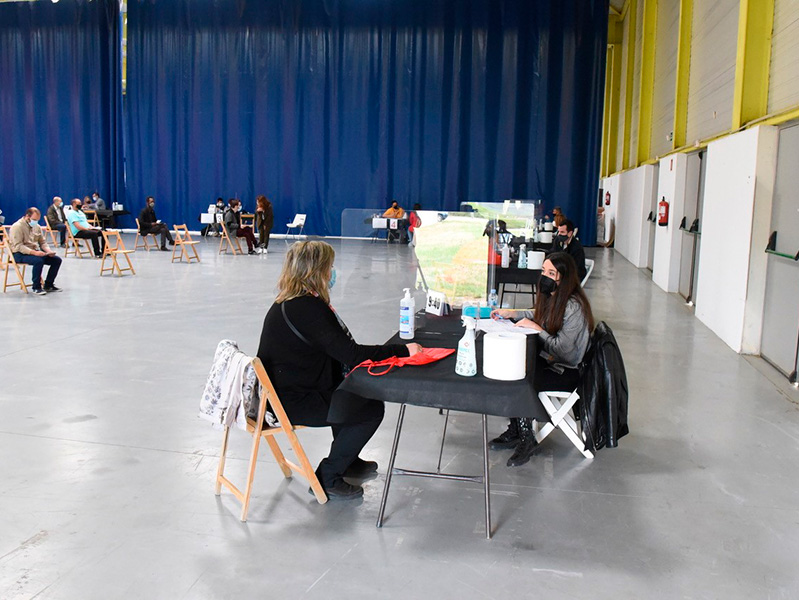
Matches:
[488,288,499,310]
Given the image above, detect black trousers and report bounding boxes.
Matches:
[258,225,271,248]
[534,355,581,394]
[290,389,384,487]
[144,223,173,247]
[75,229,105,255]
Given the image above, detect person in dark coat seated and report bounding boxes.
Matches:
[257,241,423,500]
[548,219,586,281]
[138,196,174,251]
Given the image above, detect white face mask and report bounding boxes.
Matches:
[29,219,38,228]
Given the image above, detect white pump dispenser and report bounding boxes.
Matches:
[399,288,415,340]
[455,316,478,376]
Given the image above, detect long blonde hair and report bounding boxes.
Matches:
[276,241,335,305]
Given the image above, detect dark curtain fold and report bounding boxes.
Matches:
[0,0,123,222]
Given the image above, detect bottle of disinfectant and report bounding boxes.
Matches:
[399,288,415,339]
[455,316,477,376]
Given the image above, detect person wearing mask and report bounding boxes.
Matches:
[90,192,106,210]
[382,200,405,219]
[489,253,594,466]
[254,195,274,254]
[138,196,174,251]
[548,219,586,281]
[257,241,423,499]
[8,208,62,295]
[46,196,68,247]
[224,198,257,254]
[66,198,105,257]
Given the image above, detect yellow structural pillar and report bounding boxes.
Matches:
[622,0,637,169]
[732,0,774,129]
[602,18,624,177]
[672,0,692,149]
[636,0,657,165]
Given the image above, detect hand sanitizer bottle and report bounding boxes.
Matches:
[455,316,477,376]
[518,244,527,268]
[399,288,415,339]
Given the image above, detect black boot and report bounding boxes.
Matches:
[507,418,539,467]
[489,418,520,450]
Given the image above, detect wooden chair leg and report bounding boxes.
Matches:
[284,427,327,504]
[264,435,293,478]
[240,420,266,522]
[215,427,232,495]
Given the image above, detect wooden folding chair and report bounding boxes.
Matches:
[43,217,60,247]
[134,218,160,251]
[0,226,7,271]
[534,390,594,459]
[100,230,136,277]
[216,357,327,521]
[241,213,255,228]
[171,224,201,263]
[2,229,29,294]
[64,226,92,258]
[219,221,243,255]
[83,209,100,227]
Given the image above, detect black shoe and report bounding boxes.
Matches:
[160,246,169,251]
[32,288,47,296]
[44,285,62,293]
[343,458,378,480]
[248,249,257,255]
[489,419,520,450]
[506,438,539,467]
[310,479,364,501]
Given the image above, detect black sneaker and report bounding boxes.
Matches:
[248,249,257,255]
[44,285,62,293]
[309,479,364,501]
[343,458,378,480]
[32,289,47,296]
[506,438,540,467]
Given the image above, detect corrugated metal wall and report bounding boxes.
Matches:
[651,1,680,157]
[630,0,644,166]
[769,0,799,114]
[686,0,739,144]
[615,11,632,169]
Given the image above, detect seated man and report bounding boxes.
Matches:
[139,196,174,251]
[382,200,407,241]
[382,200,405,219]
[89,192,106,210]
[46,196,68,247]
[548,219,586,281]
[67,198,105,257]
[8,208,62,295]
[224,199,257,254]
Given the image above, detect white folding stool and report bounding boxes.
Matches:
[534,389,594,459]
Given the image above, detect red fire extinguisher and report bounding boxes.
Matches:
[657,197,669,227]
[605,191,611,206]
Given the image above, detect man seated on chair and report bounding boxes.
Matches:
[46,196,68,247]
[224,199,257,254]
[67,199,105,257]
[547,219,586,281]
[139,196,174,251]
[489,253,593,466]
[8,208,63,295]
[382,200,407,241]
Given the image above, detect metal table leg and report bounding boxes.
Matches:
[436,410,450,473]
[482,414,492,540]
[377,404,407,528]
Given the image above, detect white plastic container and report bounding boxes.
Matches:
[399,288,415,339]
[527,250,545,270]
[538,231,553,244]
[501,244,510,268]
[455,316,478,376]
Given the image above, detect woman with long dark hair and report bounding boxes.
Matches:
[254,195,273,253]
[490,252,594,466]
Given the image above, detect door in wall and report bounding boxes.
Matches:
[678,151,706,304]
[760,125,799,382]
[645,168,658,271]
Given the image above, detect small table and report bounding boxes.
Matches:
[494,266,542,307]
[339,312,544,539]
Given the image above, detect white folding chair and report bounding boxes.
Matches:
[285,214,306,239]
[581,258,595,287]
[534,390,594,459]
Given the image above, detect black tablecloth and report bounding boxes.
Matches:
[338,312,547,420]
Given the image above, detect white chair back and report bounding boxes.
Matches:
[580,258,595,287]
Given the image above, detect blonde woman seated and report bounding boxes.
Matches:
[257,241,423,500]
[490,252,594,466]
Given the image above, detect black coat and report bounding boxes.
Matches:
[549,236,587,281]
[578,321,629,452]
[138,205,158,232]
[256,295,409,425]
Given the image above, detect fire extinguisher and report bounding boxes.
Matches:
[657,196,670,227]
[605,191,611,206]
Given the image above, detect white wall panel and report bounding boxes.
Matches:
[686,0,738,143]
[650,0,680,157]
[695,126,779,354]
[769,0,799,114]
[613,165,658,268]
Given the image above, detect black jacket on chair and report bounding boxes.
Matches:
[578,321,629,453]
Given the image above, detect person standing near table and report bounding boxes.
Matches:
[139,196,174,251]
[8,208,62,295]
[548,219,586,281]
[490,252,593,466]
[224,199,257,254]
[67,198,105,257]
[254,195,273,254]
[46,196,68,247]
[257,240,423,500]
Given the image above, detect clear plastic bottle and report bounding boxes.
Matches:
[488,288,499,310]
[399,288,415,339]
[518,244,527,268]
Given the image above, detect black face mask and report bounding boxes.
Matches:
[538,274,558,295]
[555,234,569,244]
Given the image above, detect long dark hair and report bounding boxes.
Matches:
[534,252,594,335]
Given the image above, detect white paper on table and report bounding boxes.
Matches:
[476,319,539,336]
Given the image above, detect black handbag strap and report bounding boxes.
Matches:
[281,302,312,346]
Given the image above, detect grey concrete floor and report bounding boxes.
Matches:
[1,237,799,600]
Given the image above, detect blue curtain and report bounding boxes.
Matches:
[124,0,607,242]
[0,0,123,224]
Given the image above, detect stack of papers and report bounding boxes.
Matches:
[475,319,539,335]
